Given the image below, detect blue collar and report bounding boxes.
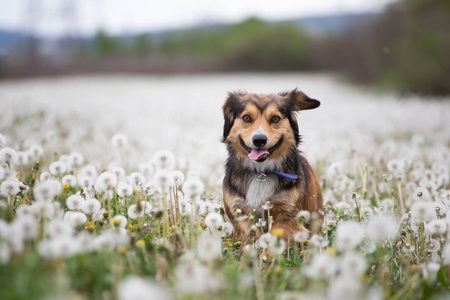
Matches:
[247,168,298,183]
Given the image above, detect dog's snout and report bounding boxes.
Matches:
[253,135,268,148]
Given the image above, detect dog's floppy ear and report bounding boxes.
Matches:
[222,91,246,142]
[280,89,320,111]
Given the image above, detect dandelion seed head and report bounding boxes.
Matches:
[82,198,101,214]
[39,171,52,182]
[117,276,172,300]
[0,147,18,166]
[27,144,43,160]
[128,204,144,220]
[204,213,223,229]
[304,253,337,279]
[78,164,98,180]
[112,215,128,228]
[152,150,175,170]
[153,169,175,189]
[49,161,66,176]
[293,230,310,243]
[411,201,437,222]
[111,133,128,149]
[196,233,222,261]
[78,176,93,189]
[65,211,88,228]
[182,178,204,197]
[335,221,365,252]
[296,210,311,222]
[16,151,29,165]
[95,171,117,192]
[66,194,85,210]
[47,220,74,237]
[117,183,133,198]
[366,215,398,242]
[0,179,20,196]
[258,233,276,249]
[69,152,84,167]
[170,170,185,186]
[129,172,146,188]
[34,179,61,202]
[62,175,77,187]
[339,252,367,277]
[0,134,6,148]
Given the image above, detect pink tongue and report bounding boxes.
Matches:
[248,149,270,161]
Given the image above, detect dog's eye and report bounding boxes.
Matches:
[242,115,252,123]
[271,116,281,123]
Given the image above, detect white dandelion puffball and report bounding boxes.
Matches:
[425,219,447,236]
[339,252,368,277]
[296,210,311,222]
[196,233,222,261]
[153,169,175,189]
[34,179,62,202]
[204,213,223,229]
[128,204,144,220]
[117,276,172,300]
[82,198,101,214]
[293,230,309,243]
[47,220,74,237]
[170,170,185,186]
[140,201,153,215]
[220,222,234,237]
[117,183,133,198]
[182,178,205,197]
[304,253,337,279]
[411,201,437,222]
[152,150,176,170]
[95,172,118,192]
[49,161,67,176]
[110,166,126,180]
[111,133,128,149]
[271,239,286,255]
[78,176,93,189]
[62,175,77,187]
[66,211,88,228]
[335,221,365,252]
[78,164,98,179]
[66,194,85,210]
[40,171,52,182]
[112,215,128,228]
[69,152,84,167]
[0,147,18,165]
[1,180,20,196]
[27,144,43,160]
[129,172,146,188]
[366,215,398,242]
[258,233,276,249]
[17,152,29,166]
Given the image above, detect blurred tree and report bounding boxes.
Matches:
[133,34,151,56]
[94,31,119,57]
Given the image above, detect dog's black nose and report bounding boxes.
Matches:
[253,135,267,148]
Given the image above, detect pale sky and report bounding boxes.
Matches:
[0,0,397,37]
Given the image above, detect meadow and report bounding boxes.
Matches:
[0,73,449,300]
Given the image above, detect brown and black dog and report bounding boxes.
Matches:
[222,89,323,245]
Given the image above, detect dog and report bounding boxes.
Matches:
[222,89,323,245]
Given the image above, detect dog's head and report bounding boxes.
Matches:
[222,89,320,166]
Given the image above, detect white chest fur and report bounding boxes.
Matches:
[246,174,279,209]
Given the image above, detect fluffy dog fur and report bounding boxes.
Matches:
[222,89,324,245]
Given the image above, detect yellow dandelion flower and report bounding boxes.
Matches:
[272,228,284,238]
[87,222,95,232]
[63,184,70,189]
[118,245,127,255]
[129,224,136,231]
[136,240,145,248]
[326,247,337,255]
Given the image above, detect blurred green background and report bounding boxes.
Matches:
[1,0,449,96]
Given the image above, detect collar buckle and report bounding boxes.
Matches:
[256,172,268,182]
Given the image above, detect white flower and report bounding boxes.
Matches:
[258,233,276,249]
[93,208,106,222]
[117,183,133,198]
[66,194,85,210]
[425,219,447,235]
[95,172,117,192]
[152,150,175,170]
[82,198,101,214]
[117,276,172,300]
[112,215,128,228]
[220,222,234,237]
[69,152,84,167]
[1,180,19,196]
[304,253,337,279]
[49,161,66,176]
[78,164,98,180]
[411,202,437,222]
[171,170,185,186]
[62,174,77,187]
[0,147,18,165]
[140,201,153,215]
[129,172,146,188]
[339,252,367,277]
[34,179,62,202]
[78,176,94,189]
[153,169,175,189]
[27,144,43,160]
[443,243,450,266]
[39,171,52,182]
[182,178,204,197]
[47,220,74,237]
[366,215,398,242]
[204,213,223,229]
[110,166,126,181]
[293,230,309,243]
[111,133,128,149]
[335,221,365,252]
[65,211,88,227]
[175,261,221,294]
[308,234,329,248]
[271,239,286,255]
[197,233,222,261]
[17,151,29,165]
[128,204,144,220]
[327,275,361,300]
[13,215,38,240]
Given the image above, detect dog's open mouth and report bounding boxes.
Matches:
[239,136,284,163]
